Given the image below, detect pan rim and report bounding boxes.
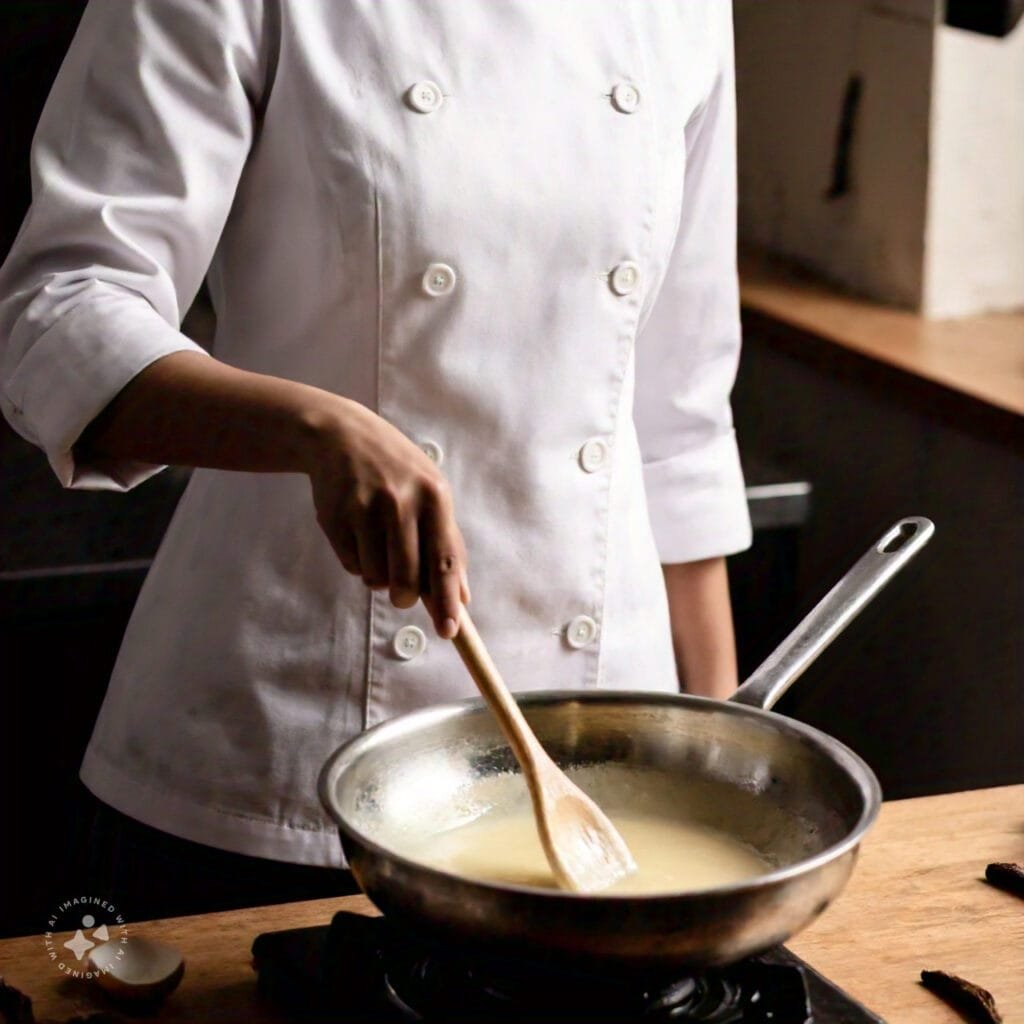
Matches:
[318,688,882,902]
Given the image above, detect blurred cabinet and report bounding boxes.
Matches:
[732,306,1023,800]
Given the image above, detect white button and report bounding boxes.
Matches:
[420,440,444,466]
[406,81,444,114]
[566,615,599,649]
[609,261,640,296]
[393,625,427,660]
[422,262,457,297]
[578,438,609,473]
[611,82,641,114]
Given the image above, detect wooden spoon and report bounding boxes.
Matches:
[451,607,637,894]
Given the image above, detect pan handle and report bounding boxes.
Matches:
[730,516,935,711]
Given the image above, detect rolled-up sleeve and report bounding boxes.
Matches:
[634,6,752,565]
[0,0,264,489]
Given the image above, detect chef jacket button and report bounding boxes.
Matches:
[406,80,444,113]
[393,625,428,660]
[420,440,444,466]
[609,261,640,296]
[578,437,609,473]
[422,262,457,297]
[566,615,599,649]
[611,82,641,114]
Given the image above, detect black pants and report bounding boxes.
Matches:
[68,788,360,924]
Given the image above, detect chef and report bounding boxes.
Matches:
[0,0,751,906]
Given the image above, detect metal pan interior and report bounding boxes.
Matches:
[322,690,879,897]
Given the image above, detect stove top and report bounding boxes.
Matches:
[252,911,884,1023]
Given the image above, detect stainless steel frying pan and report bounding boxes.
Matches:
[319,517,934,969]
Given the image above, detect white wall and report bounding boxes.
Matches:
[734,1,1024,316]
[734,0,936,308]
[923,22,1024,317]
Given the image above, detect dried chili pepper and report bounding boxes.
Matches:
[985,862,1024,898]
[921,970,1002,1023]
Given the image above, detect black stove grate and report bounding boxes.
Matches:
[252,911,884,1023]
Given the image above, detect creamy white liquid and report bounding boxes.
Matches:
[411,810,771,895]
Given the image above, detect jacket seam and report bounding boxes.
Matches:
[363,188,385,728]
[594,0,663,689]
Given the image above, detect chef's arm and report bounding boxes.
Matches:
[662,558,738,699]
[634,7,748,698]
[0,0,465,642]
[75,350,469,639]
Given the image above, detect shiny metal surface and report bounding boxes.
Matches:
[319,518,933,969]
[732,516,935,711]
[321,694,876,968]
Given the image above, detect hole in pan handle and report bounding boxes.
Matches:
[878,519,920,553]
[730,516,935,711]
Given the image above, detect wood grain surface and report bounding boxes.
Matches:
[0,786,1020,1023]
[790,785,1023,1022]
[740,251,1024,419]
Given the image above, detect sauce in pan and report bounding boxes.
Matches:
[411,810,771,894]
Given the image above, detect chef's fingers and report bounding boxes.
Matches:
[314,490,363,577]
[333,527,362,578]
[421,484,463,639]
[457,531,471,605]
[353,501,389,590]
[387,511,420,609]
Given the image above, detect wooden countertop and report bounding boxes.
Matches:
[1,786,1021,1022]
[789,785,1024,1022]
[739,251,1024,420]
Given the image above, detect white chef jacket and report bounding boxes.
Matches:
[0,0,751,865]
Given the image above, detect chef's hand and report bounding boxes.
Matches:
[306,397,470,639]
[73,351,470,640]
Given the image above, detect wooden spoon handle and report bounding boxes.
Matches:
[452,607,544,770]
[451,606,637,892]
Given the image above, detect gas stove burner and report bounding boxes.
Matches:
[252,911,883,1023]
[380,939,810,1022]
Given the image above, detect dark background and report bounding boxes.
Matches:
[2,2,1021,940]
